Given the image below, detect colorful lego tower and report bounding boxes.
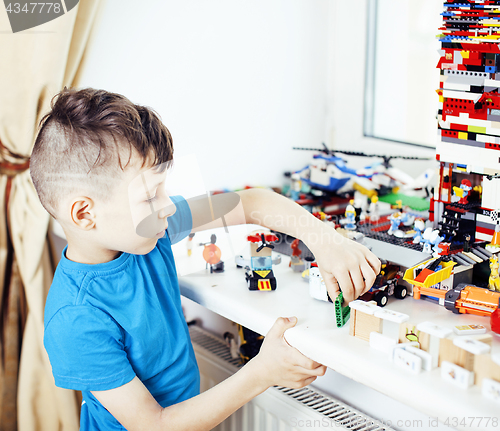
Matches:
[435,1,500,247]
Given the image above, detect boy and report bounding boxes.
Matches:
[30,88,380,431]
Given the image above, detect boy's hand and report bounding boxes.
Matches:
[248,317,326,389]
[308,227,381,304]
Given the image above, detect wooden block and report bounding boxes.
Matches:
[439,334,492,370]
[350,310,382,342]
[398,322,430,351]
[349,309,356,337]
[474,354,500,386]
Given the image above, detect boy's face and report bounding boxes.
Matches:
[94,159,175,256]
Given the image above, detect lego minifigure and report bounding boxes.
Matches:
[489,255,500,292]
[308,265,330,302]
[421,228,444,255]
[413,219,425,244]
[387,210,413,236]
[289,238,305,273]
[200,234,224,273]
[453,179,472,205]
[235,232,281,291]
[342,204,356,230]
[187,232,195,257]
[463,234,471,253]
[290,173,302,201]
[431,230,446,257]
[368,195,379,223]
[421,228,434,254]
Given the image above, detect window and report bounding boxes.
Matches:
[363,0,443,147]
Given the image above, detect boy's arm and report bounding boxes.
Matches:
[92,317,326,431]
[188,188,381,303]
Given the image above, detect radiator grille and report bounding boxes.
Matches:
[189,325,395,431]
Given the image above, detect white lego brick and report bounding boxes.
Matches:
[373,308,409,324]
[427,335,440,369]
[470,166,485,175]
[476,134,500,144]
[442,89,482,101]
[405,345,434,371]
[482,177,500,210]
[453,324,487,335]
[453,50,463,64]
[453,336,491,355]
[393,348,422,374]
[443,82,471,92]
[348,300,379,315]
[482,378,500,403]
[389,342,419,363]
[445,70,489,79]
[477,213,495,225]
[417,321,453,338]
[476,232,494,242]
[441,361,475,389]
[441,113,498,132]
[436,142,500,171]
[369,332,397,354]
[484,78,500,88]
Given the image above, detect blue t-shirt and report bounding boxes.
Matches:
[44,196,200,430]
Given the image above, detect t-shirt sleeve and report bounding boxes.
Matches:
[44,305,136,391]
[166,195,193,245]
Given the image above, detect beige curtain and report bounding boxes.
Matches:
[0,1,100,430]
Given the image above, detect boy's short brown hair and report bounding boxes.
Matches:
[30,88,174,218]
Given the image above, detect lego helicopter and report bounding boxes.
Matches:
[292,143,433,196]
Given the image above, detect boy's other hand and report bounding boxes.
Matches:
[310,229,381,304]
[248,317,326,390]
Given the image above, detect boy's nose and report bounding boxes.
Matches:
[158,201,175,219]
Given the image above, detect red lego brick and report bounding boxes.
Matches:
[485,143,500,151]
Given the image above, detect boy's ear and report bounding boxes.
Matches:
[70,197,96,230]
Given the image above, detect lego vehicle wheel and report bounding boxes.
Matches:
[394,284,407,300]
[374,291,389,307]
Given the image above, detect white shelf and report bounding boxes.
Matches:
[176,231,500,431]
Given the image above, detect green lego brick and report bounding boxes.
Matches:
[334,292,350,328]
[378,193,430,212]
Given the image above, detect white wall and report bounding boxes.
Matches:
[77,0,329,192]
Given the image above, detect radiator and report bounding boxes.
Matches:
[189,325,395,431]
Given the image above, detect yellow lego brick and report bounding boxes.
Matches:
[458,132,468,140]
[461,50,469,59]
[439,95,444,103]
[468,125,486,134]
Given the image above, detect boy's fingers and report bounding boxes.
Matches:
[266,316,297,339]
[296,364,327,377]
[289,348,324,370]
[302,376,318,387]
[360,263,376,295]
[349,269,365,300]
[366,252,382,275]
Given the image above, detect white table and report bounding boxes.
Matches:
[175,228,500,431]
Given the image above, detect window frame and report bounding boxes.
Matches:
[326,0,435,162]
